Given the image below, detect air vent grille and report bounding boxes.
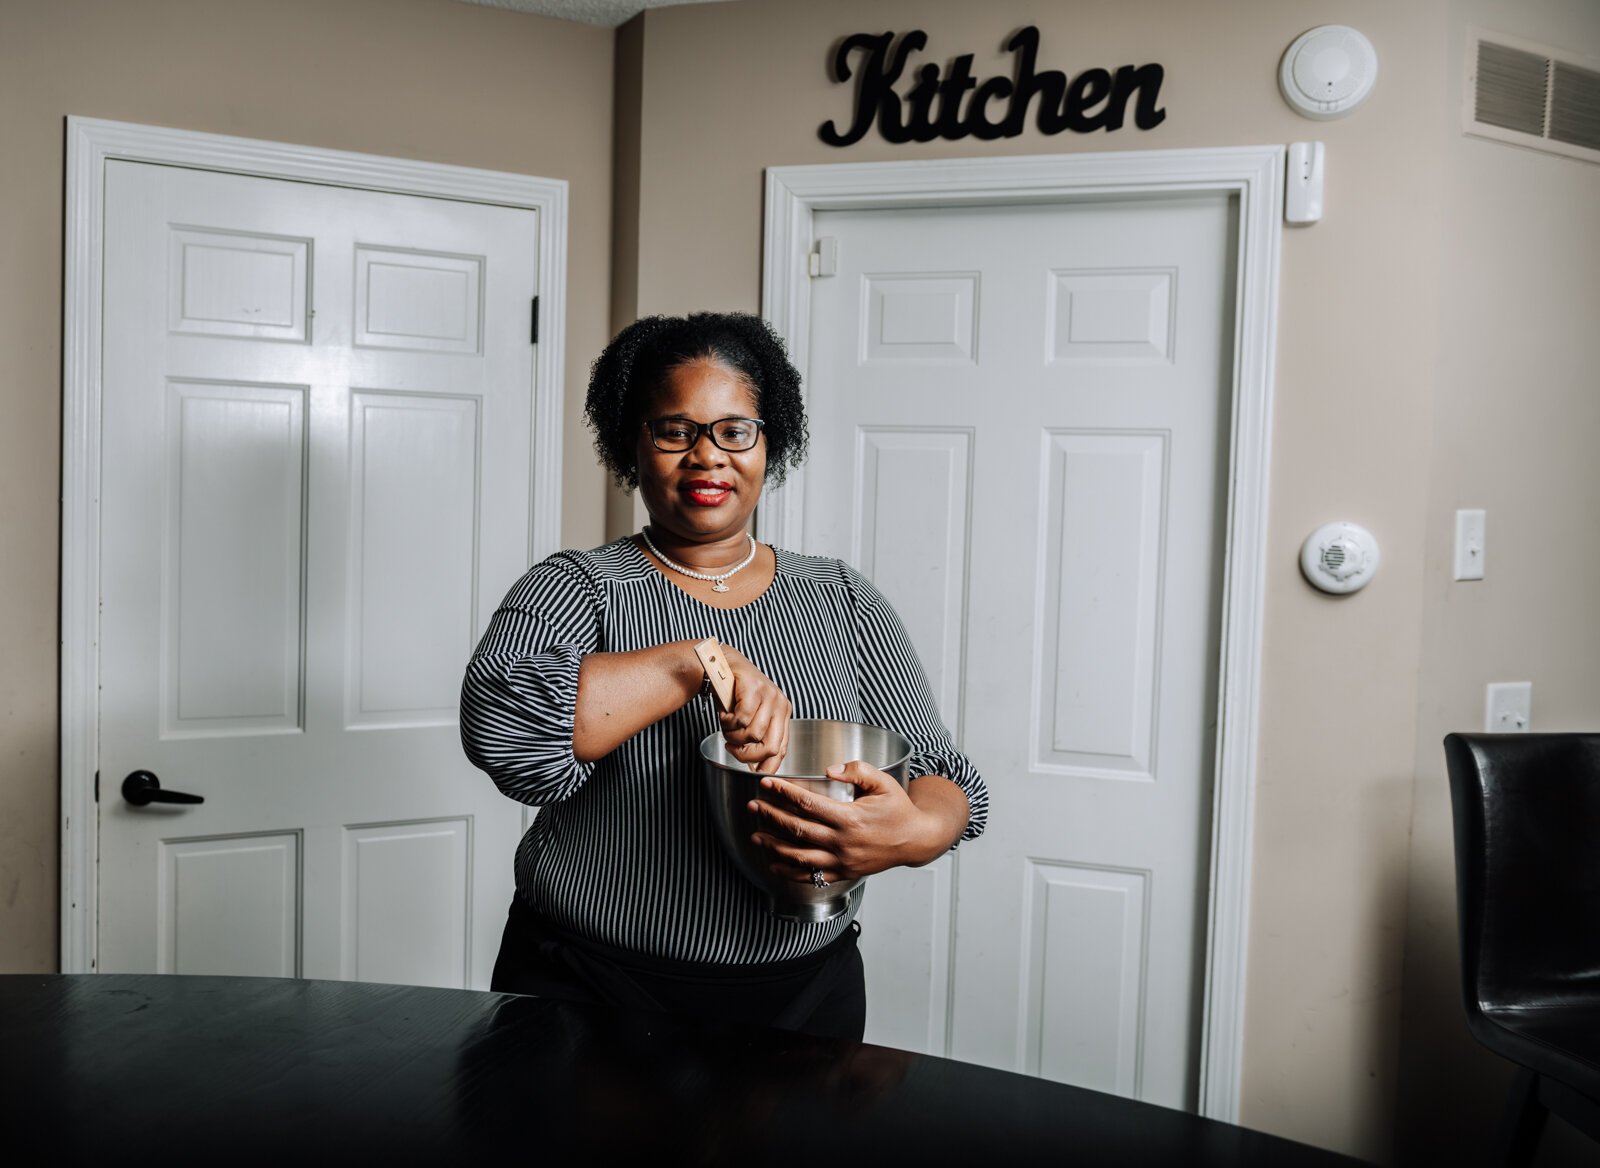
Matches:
[1475,42,1548,135]
[1551,61,1600,151]
[1466,30,1600,164]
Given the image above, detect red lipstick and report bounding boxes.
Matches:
[682,479,733,507]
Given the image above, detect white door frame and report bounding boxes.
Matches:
[758,146,1283,1123]
[60,116,568,976]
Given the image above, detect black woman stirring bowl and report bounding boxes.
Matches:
[460,310,988,1041]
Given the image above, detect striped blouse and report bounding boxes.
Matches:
[460,536,987,965]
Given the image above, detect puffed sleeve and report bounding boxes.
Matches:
[846,567,988,845]
[460,553,602,806]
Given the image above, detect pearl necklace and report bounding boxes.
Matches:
[640,528,758,593]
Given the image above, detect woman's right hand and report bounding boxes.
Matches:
[716,644,791,775]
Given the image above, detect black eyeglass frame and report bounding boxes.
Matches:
[642,416,767,453]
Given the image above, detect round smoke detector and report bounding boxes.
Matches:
[1280,25,1378,120]
[1301,521,1380,595]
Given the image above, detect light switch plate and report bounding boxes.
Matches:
[1454,509,1485,581]
[1485,681,1531,733]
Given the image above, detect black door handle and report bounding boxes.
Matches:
[121,770,204,807]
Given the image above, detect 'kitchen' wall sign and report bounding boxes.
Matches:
[820,26,1167,147]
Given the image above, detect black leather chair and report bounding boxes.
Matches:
[1443,732,1600,1166]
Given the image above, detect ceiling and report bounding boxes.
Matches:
[455,0,734,29]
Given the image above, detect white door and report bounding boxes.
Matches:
[98,161,540,988]
[804,196,1234,1110]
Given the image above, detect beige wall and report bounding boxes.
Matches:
[1397,3,1600,1166]
[0,0,613,972]
[606,13,647,536]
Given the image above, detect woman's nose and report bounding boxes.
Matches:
[684,432,727,466]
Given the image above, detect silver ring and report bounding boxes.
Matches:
[811,869,830,889]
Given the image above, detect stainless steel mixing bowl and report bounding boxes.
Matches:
[700,719,912,923]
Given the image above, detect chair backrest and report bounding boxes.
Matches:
[1443,732,1600,1013]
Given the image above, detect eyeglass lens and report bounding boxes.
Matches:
[648,418,762,451]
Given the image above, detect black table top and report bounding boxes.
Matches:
[1,974,1368,1166]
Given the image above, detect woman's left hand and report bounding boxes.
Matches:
[746,763,967,885]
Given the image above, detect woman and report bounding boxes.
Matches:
[461,311,987,1041]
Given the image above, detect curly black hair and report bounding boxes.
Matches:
[584,311,809,490]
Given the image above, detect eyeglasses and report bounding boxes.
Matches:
[643,416,766,453]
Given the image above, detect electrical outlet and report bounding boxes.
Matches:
[1485,681,1532,733]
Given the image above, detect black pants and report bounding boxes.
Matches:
[489,896,867,1042]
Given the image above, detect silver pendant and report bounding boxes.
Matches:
[712,580,730,592]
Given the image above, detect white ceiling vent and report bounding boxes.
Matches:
[1465,28,1600,164]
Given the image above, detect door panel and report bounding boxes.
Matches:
[159,833,300,976]
[341,818,471,986]
[99,161,539,988]
[854,427,973,725]
[805,196,1234,1110]
[1037,430,1166,777]
[346,391,480,726]
[165,381,307,736]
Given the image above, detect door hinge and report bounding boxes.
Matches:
[531,296,540,344]
[808,236,838,278]
[94,770,99,803]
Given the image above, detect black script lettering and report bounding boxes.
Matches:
[902,63,944,143]
[872,35,933,145]
[1064,67,1114,132]
[965,75,1015,140]
[1001,26,1068,136]
[820,26,1169,146]
[935,53,978,140]
[1107,63,1167,131]
[819,30,927,147]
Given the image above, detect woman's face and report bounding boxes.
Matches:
[635,357,767,546]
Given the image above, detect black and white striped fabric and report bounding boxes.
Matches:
[461,536,988,965]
